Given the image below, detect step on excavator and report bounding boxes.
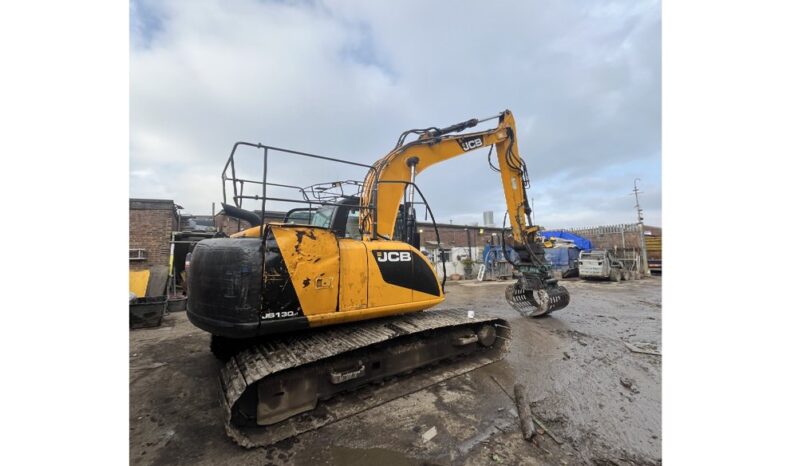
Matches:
[187,110,570,447]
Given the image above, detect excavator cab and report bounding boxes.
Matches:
[287,196,394,241]
[308,195,363,240]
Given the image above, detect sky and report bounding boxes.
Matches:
[130,0,661,228]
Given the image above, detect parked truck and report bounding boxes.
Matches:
[578,249,634,282]
[645,235,662,275]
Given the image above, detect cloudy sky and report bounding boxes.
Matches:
[130,0,661,228]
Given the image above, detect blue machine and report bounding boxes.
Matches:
[539,231,592,275]
[543,248,581,269]
[538,231,592,252]
[480,231,590,277]
[482,244,519,266]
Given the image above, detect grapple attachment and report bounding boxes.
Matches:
[505,278,570,317]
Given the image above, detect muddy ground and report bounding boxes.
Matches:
[130,277,661,465]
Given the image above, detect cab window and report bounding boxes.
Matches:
[310,205,334,228]
[345,209,362,240]
[284,208,315,224]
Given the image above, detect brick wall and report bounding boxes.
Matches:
[129,199,178,271]
[215,214,249,236]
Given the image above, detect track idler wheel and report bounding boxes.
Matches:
[505,280,570,318]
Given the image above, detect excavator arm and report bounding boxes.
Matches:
[360,109,569,316]
[360,110,534,243]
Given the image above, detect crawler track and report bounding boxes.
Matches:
[218,308,510,448]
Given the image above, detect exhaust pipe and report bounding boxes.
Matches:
[221,203,262,228]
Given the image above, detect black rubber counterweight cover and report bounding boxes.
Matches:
[187,238,264,337]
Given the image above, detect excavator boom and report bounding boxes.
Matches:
[359,109,568,317]
[360,111,532,242]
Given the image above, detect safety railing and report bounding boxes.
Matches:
[220,142,447,287]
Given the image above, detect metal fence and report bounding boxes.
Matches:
[563,223,643,251]
[563,223,641,236]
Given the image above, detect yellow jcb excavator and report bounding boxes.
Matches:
[187,110,569,447]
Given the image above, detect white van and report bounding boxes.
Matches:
[578,250,625,281]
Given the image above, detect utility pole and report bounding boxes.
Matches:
[633,179,650,276]
[465,227,472,260]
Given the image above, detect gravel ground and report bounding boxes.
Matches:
[130,276,661,465]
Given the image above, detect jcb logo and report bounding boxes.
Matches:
[459,136,483,152]
[376,251,412,263]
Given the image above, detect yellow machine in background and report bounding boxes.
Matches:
[186,110,570,446]
[128,270,150,297]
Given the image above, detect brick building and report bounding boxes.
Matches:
[418,222,506,248]
[129,199,179,271]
